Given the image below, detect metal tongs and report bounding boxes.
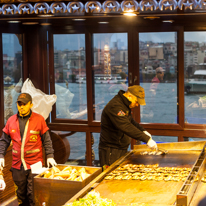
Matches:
[155,147,168,155]
[140,147,168,156]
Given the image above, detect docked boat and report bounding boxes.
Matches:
[185,70,206,94]
[76,74,126,84]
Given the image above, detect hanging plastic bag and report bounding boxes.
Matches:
[55,84,74,118]
[21,78,57,120]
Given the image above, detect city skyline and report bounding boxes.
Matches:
[3,32,206,58]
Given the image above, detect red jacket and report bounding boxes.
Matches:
[3,112,49,170]
[150,76,160,91]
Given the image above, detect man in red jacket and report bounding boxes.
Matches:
[0,93,56,206]
[150,67,165,95]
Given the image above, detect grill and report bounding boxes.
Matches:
[65,141,206,206]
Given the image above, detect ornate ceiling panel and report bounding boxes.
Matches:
[0,0,204,15]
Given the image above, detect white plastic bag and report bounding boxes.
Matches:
[21,78,57,120]
[55,84,74,118]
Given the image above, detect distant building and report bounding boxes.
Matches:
[149,46,164,60]
[170,66,175,74]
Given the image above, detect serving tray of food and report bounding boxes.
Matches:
[33,164,102,206]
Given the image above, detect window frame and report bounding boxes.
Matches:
[0,30,25,128]
[132,26,184,131]
[183,26,206,130]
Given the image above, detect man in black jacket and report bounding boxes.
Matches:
[99,85,157,168]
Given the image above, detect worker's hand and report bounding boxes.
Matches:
[0,179,6,190]
[143,131,152,138]
[0,158,5,170]
[47,158,57,167]
[147,139,157,150]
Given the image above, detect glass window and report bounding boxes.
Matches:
[92,133,100,166]
[152,135,178,143]
[53,34,87,120]
[139,32,177,123]
[138,135,177,144]
[3,34,23,123]
[185,137,206,141]
[184,32,206,124]
[65,132,87,166]
[93,33,128,121]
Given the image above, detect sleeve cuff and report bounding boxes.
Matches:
[46,154,54,159]
[146,137,151,143]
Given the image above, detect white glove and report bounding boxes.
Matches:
[0,158,5,170]
[47,158,57,167]
[147,139,157,149]
[0,179,6,190]
[143,131,152,138]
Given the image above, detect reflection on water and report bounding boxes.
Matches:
[55,82,178,123]
[52,82,206,124]
[140,83,177,124]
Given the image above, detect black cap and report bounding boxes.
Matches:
[17,93,32,104]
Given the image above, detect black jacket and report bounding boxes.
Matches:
[99,90,150,150]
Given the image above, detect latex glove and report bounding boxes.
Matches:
[47,158,57,167]
[147,138,157,150]
[143,131,152,138]
[0,179,6,190]
[0,158,5,170]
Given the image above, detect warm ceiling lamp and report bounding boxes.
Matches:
[98,21,109,24]
[41,23,51,26]
[22,22,39,25]
[7,20,20,23]
[38,14,54,17]
[122,10,138,16]
[162,20,174,23]
[144,16,160,20]
[72,19,86,21]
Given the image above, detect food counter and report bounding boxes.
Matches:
[190,181,206,206]
[64,141,206,206]
[33,164,102,206]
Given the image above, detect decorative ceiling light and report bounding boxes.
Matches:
[67,2,84,13]
[38,14,54,17]
[41,22,51,26]
[162,20,174,23]
[98,21,109,24]
[102,1,120,12]
[121,1,139,16]
[122,10,139,16]
[72,18,85,21]
[85,2,101,13]
[22,22,39,25]
[144,16,160,20]
[7,20,20,23]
